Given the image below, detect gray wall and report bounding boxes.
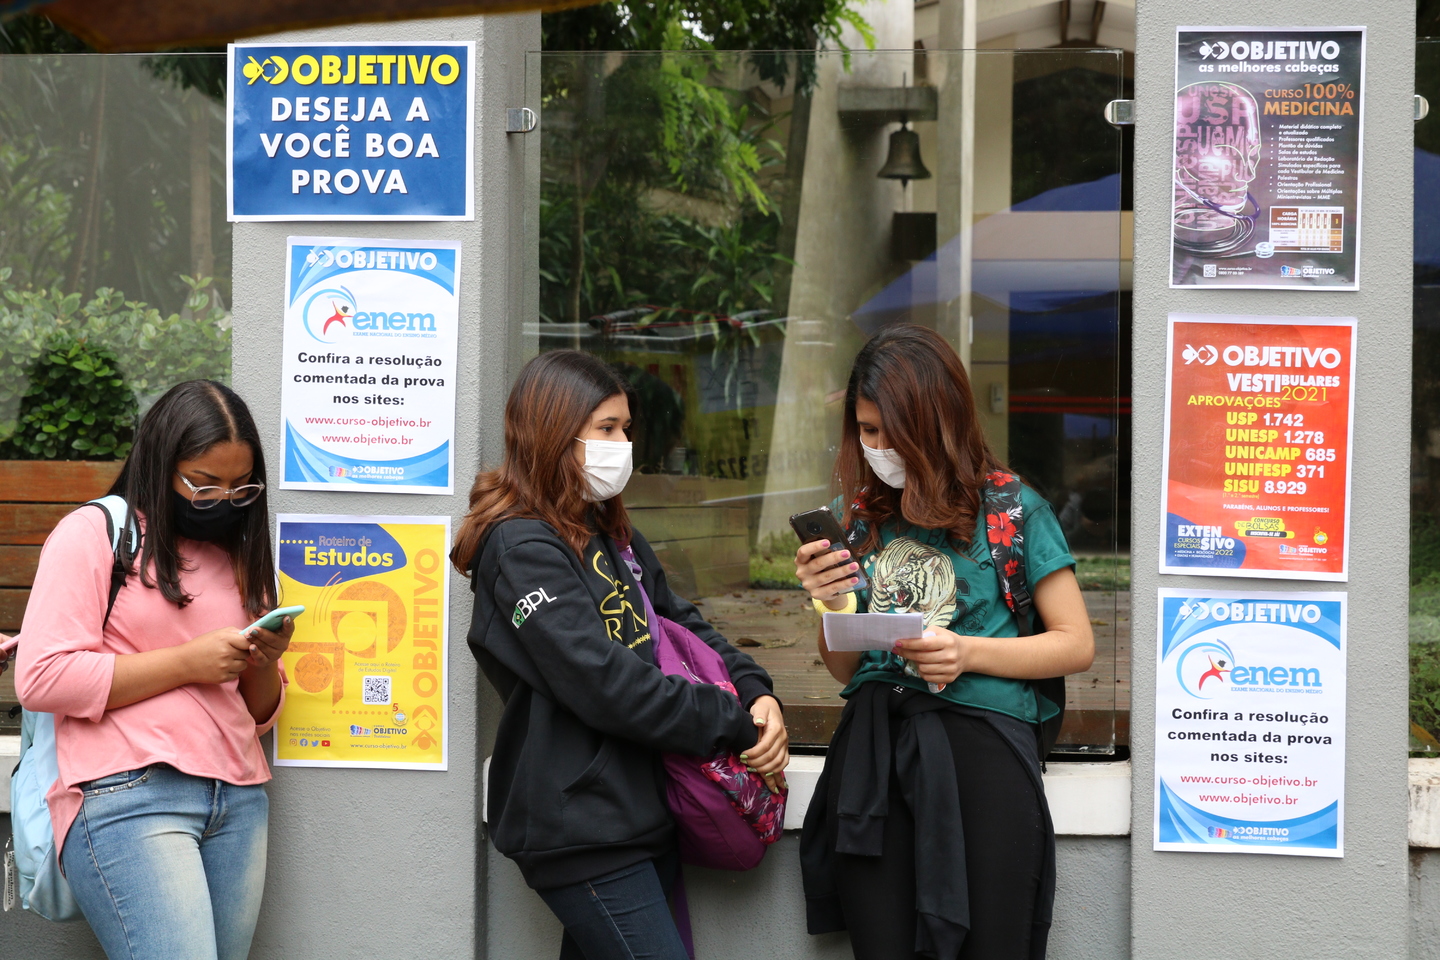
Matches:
[231,12,536,959]
[484,834,1133,960]
[233,13,538,960]
[1130,5,1414,960]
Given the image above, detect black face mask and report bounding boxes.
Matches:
[170,489,248,542]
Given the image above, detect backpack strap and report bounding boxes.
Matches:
[84,496,138,627]
[982,472,1066,761]
[982,470,1033,634]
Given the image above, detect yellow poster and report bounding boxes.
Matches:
[273,514,450,770]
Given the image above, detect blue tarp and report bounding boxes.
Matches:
[851,175,1124,330]
[1416,148,1440,267]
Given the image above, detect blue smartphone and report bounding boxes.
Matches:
[244,605,305,634]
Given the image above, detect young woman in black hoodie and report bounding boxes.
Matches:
[452,350,788,960]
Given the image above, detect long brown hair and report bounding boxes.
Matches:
[451,350,634,574]
[837,324,1003,554]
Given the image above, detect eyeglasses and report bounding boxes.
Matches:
[176,473,266,509]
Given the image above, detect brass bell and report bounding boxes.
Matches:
[877,121,931,186]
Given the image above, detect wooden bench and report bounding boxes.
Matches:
[0,461,124,729]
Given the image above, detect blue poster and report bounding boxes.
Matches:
[1154,588,1346,857]
[228,42,474,220]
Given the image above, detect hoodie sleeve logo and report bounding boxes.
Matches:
[512,587,556,628]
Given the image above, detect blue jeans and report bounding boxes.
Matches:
[60,764,269,960]
[538,855,688,960]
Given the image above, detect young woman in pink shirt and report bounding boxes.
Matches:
[16,380,291,960]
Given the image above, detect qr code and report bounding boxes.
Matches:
[1203,264,1217,278]
[361,675,392,705]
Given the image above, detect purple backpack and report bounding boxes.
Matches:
[624,549,786,871]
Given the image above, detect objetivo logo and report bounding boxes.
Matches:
[302,286,358,344]
[1182,344,1219,365]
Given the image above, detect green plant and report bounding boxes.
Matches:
[1413,642,1440,753]
[0,331,135,459]
[1074,556,1132,592]
[1414,511,1440,587]
[0,270,231,446]
[750,530,803,589]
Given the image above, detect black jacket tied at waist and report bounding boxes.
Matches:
[800,681,1057,960]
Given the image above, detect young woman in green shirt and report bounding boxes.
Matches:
[796,324,1095,960]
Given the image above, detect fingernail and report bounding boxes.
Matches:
[849,563,858,571]
[754,716,766,725]
[739,753,749,761]
[840,550,850,559]
[819,539,829,548]
[852,578,860,584]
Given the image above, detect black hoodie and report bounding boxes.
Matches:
[468,517,775,889]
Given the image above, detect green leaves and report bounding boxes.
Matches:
[0,272,231,457]
[0,332,136,460]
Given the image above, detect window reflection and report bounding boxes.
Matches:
[0,54,233,730]
[532,49,1125,749]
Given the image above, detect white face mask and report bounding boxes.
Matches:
[862,443,907,489]
[575,438,634,501]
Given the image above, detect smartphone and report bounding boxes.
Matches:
[789,508,868,592]
[244,605,305,634]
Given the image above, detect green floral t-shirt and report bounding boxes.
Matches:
[837,485,1076,723]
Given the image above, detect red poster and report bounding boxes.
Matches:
[1161,314,1355,580]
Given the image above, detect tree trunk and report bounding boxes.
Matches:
[568,149,586,335]
[188,91,214,294]
[66,58,107,297]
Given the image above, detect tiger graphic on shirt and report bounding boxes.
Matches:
[865,535,985,682]
[867,536,957,627]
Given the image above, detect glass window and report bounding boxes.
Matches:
[0,54,232,730]
[527,48,1125,751]
[1413,39,1440,757]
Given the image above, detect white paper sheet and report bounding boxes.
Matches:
[822,612,925,652]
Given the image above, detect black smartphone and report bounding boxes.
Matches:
[788,508,868,592]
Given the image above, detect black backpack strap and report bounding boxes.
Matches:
[982,472,1066,761]
[981,470,1033,631]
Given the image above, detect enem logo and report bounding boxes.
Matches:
[302,286,358,344]
[1175,639,1237,700]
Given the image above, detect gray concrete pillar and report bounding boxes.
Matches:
[1131,6,1412,958]
[230,13,538,959]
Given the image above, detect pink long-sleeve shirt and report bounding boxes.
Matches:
[15,506,285,856]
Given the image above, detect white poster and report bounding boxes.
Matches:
[280,236,459,494]
[1155,588,1345,857]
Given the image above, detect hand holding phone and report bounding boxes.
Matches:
[790,508,868,594]
[243,605,305,636]
[241,605,303,668]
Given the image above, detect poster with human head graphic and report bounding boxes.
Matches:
[273,515,449,769]
[1172,28,1365,289]
[279,236,460,494]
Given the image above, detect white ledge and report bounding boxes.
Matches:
[1410,758,1440,847]
[784,756,1133,836]
[16,749,1440,846]
[482,754,1133,837]
[783,759,1128,834]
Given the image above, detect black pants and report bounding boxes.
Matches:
[826,709,1046,960]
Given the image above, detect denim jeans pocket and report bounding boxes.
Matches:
[80,766,152,797]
